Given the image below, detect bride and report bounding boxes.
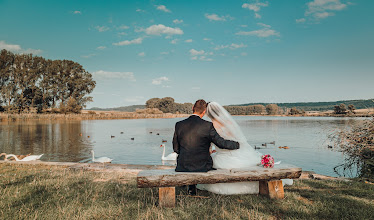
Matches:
[197,102,292,194]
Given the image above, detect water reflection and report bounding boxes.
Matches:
[0,120,93,162]
[0,117,364,177]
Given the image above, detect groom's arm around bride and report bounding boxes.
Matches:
[173,99,239,173]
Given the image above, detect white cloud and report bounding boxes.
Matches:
[0,40,42,55]
[160,51,169,55]
[189,49,205,56]
[173,19,183,24]
[23,49,43,54]
[118,32,127,36]
[203,38,211,41]
[0,41,21,51]
[242,2,268,12]
[185,39,193,43]
[118,25,129,30]
[95,26,110,32]
[93,70,136,81]
[305,0,347,20]
[96,46,106,50]
[136,9,145,12]
[242,1,269,18]
[236,23,279,38]
[156,5,171,13]
[189,49,213,61]
[257,23,271,28]
[81,54,96,58]
[214,43,247,50]
[198,56,213,61]
[144,24,183,35]
[170,39,178,44]
[152,77,169,85]
[113,37,143,46]
[315,11,334,18]
[138,52,145,57]
[73,11,81,14]
[296,18,306,23]
[205,13,231,21]
[241,52,248,56]
[236,29,279,37]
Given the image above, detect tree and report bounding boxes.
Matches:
[266,104,279,115]
[289,107,300,115]
[156,97,175,113]
[348,104,356,114]
[0,49,96,113]
[334,103,347,114]
[146,98,161,108]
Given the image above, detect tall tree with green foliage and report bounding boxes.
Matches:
[0,49,95,113]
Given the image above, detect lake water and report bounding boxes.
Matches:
[0,116,361,177]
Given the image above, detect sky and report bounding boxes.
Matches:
[0,0,373,108]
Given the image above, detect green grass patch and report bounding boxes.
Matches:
[0,163,373,219]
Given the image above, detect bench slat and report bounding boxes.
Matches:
[137,164,302,188]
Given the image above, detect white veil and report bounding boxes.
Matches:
[206,102,247,144]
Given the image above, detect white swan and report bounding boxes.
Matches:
[6,154,43,161]
[91,150,113,163]
[160,144,178,161]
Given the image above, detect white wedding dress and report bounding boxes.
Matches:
[197,102,292,195]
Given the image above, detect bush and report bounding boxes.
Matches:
[330,118,374,180]
[87,110,96,114]
[266,104,279,115]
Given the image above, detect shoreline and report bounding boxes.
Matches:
[0,112,189,122]
[0,160,344,180]
[1,111,372,122]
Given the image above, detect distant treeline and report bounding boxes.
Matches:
[233,99,374,111]
[0,49,95,113]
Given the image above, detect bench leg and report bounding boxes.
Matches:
[259,180,284,199]
[159,187,175,208]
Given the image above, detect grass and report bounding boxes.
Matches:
[0,163,373,220]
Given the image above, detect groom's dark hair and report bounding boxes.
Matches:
[193,99,207,114]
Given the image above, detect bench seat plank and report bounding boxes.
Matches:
[137,164,302,188]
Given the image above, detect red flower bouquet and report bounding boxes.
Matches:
[261,154,275,168]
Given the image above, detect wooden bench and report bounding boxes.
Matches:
[137,164,302,207]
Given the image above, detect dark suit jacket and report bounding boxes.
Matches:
[173,115,239,172]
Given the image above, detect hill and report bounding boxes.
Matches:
[88,105,145,112]
[232,99,374,111]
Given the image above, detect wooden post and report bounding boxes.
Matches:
[259,180,284,199]
[159,187,175,208]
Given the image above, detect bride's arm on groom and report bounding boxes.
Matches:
[209,124,239,150]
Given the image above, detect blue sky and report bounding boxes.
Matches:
[1,0,373,108]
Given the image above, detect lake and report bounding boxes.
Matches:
[0,116,361,177]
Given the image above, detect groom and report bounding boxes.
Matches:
[173,99,240,194]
